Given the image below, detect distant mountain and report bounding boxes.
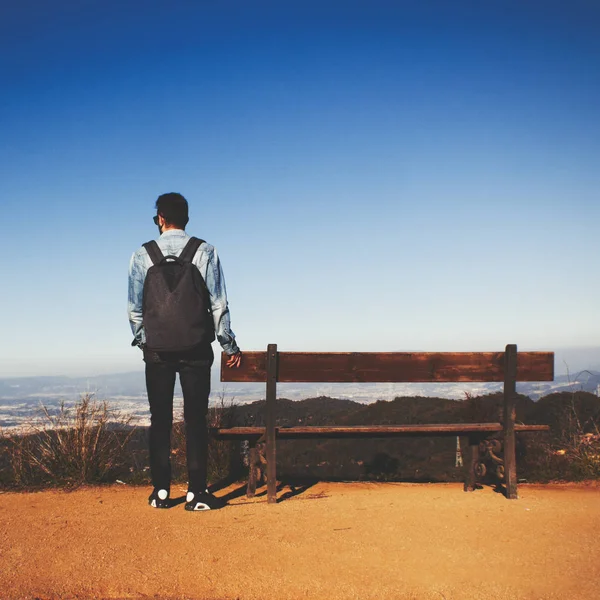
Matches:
[519,371,600,398]
[0,371,147,401]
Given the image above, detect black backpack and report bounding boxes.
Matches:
[142,237,215,352]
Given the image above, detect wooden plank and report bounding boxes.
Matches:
[464,434,481,492]
[213,427,266,439]
[265,344,278,504]
[221,351,267,382]
[221,351,267,383]
[213,423,550,440]
[221,350,554,383]
[503,344,518,499]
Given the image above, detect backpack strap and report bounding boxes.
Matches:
[143,241,165,266]
[179,237,204,263]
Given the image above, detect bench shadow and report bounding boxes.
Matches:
[252,477,320,502]
[208,473,245,495]
[277,477,320,502]
[213,483,251,503]
[206,476,510,505]
[168,496,187,508]
[207,474,250,504]
[209,477,320,504]
[494,482,510,497]
[468,480,506,496]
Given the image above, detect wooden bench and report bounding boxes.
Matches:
[215,344,553,502]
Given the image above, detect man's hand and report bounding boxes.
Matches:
[226,351,242,368]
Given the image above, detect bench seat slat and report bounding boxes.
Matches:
[212,423,550,440]
[221,351,554,383]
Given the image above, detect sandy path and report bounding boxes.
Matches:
[0,481,599,600]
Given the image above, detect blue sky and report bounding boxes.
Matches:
[1,1,599,377]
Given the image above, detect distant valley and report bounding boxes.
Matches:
[1,366,599,430]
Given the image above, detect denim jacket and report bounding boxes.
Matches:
[128,229,240,355]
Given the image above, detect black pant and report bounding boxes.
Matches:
[144,344,214,493]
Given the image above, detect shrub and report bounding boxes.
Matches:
[0,394,137,489]
[521,391,600,482]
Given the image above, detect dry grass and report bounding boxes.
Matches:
[0,394,240,489]
[522,386,600,482]
[0,394,137,489]
[548,399,600,480]
[0,391,242,491]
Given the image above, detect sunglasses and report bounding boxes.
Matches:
[153,215,161,225]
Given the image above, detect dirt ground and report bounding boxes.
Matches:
[1,481,599,600]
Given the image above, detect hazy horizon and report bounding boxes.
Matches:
[2,344,600,380]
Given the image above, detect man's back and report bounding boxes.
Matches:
[128,229,239,356]
[142,236,214,352]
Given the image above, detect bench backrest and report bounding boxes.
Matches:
[221,349,554,383]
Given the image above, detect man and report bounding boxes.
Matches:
[128,192,242,511]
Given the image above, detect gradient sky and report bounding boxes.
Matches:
[1,1,599,377]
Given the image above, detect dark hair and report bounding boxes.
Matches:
[155,193,189,229]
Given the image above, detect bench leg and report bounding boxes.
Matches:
[266,439,277,503]
[503,431,518,499]
[464,434,480,492]
[504,344,519,499]
[266,344,278,504]
[246,441,268,498]
[247,442,258,498]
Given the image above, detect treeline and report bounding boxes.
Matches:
[1,391,598,490]
[231,391,600,483]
